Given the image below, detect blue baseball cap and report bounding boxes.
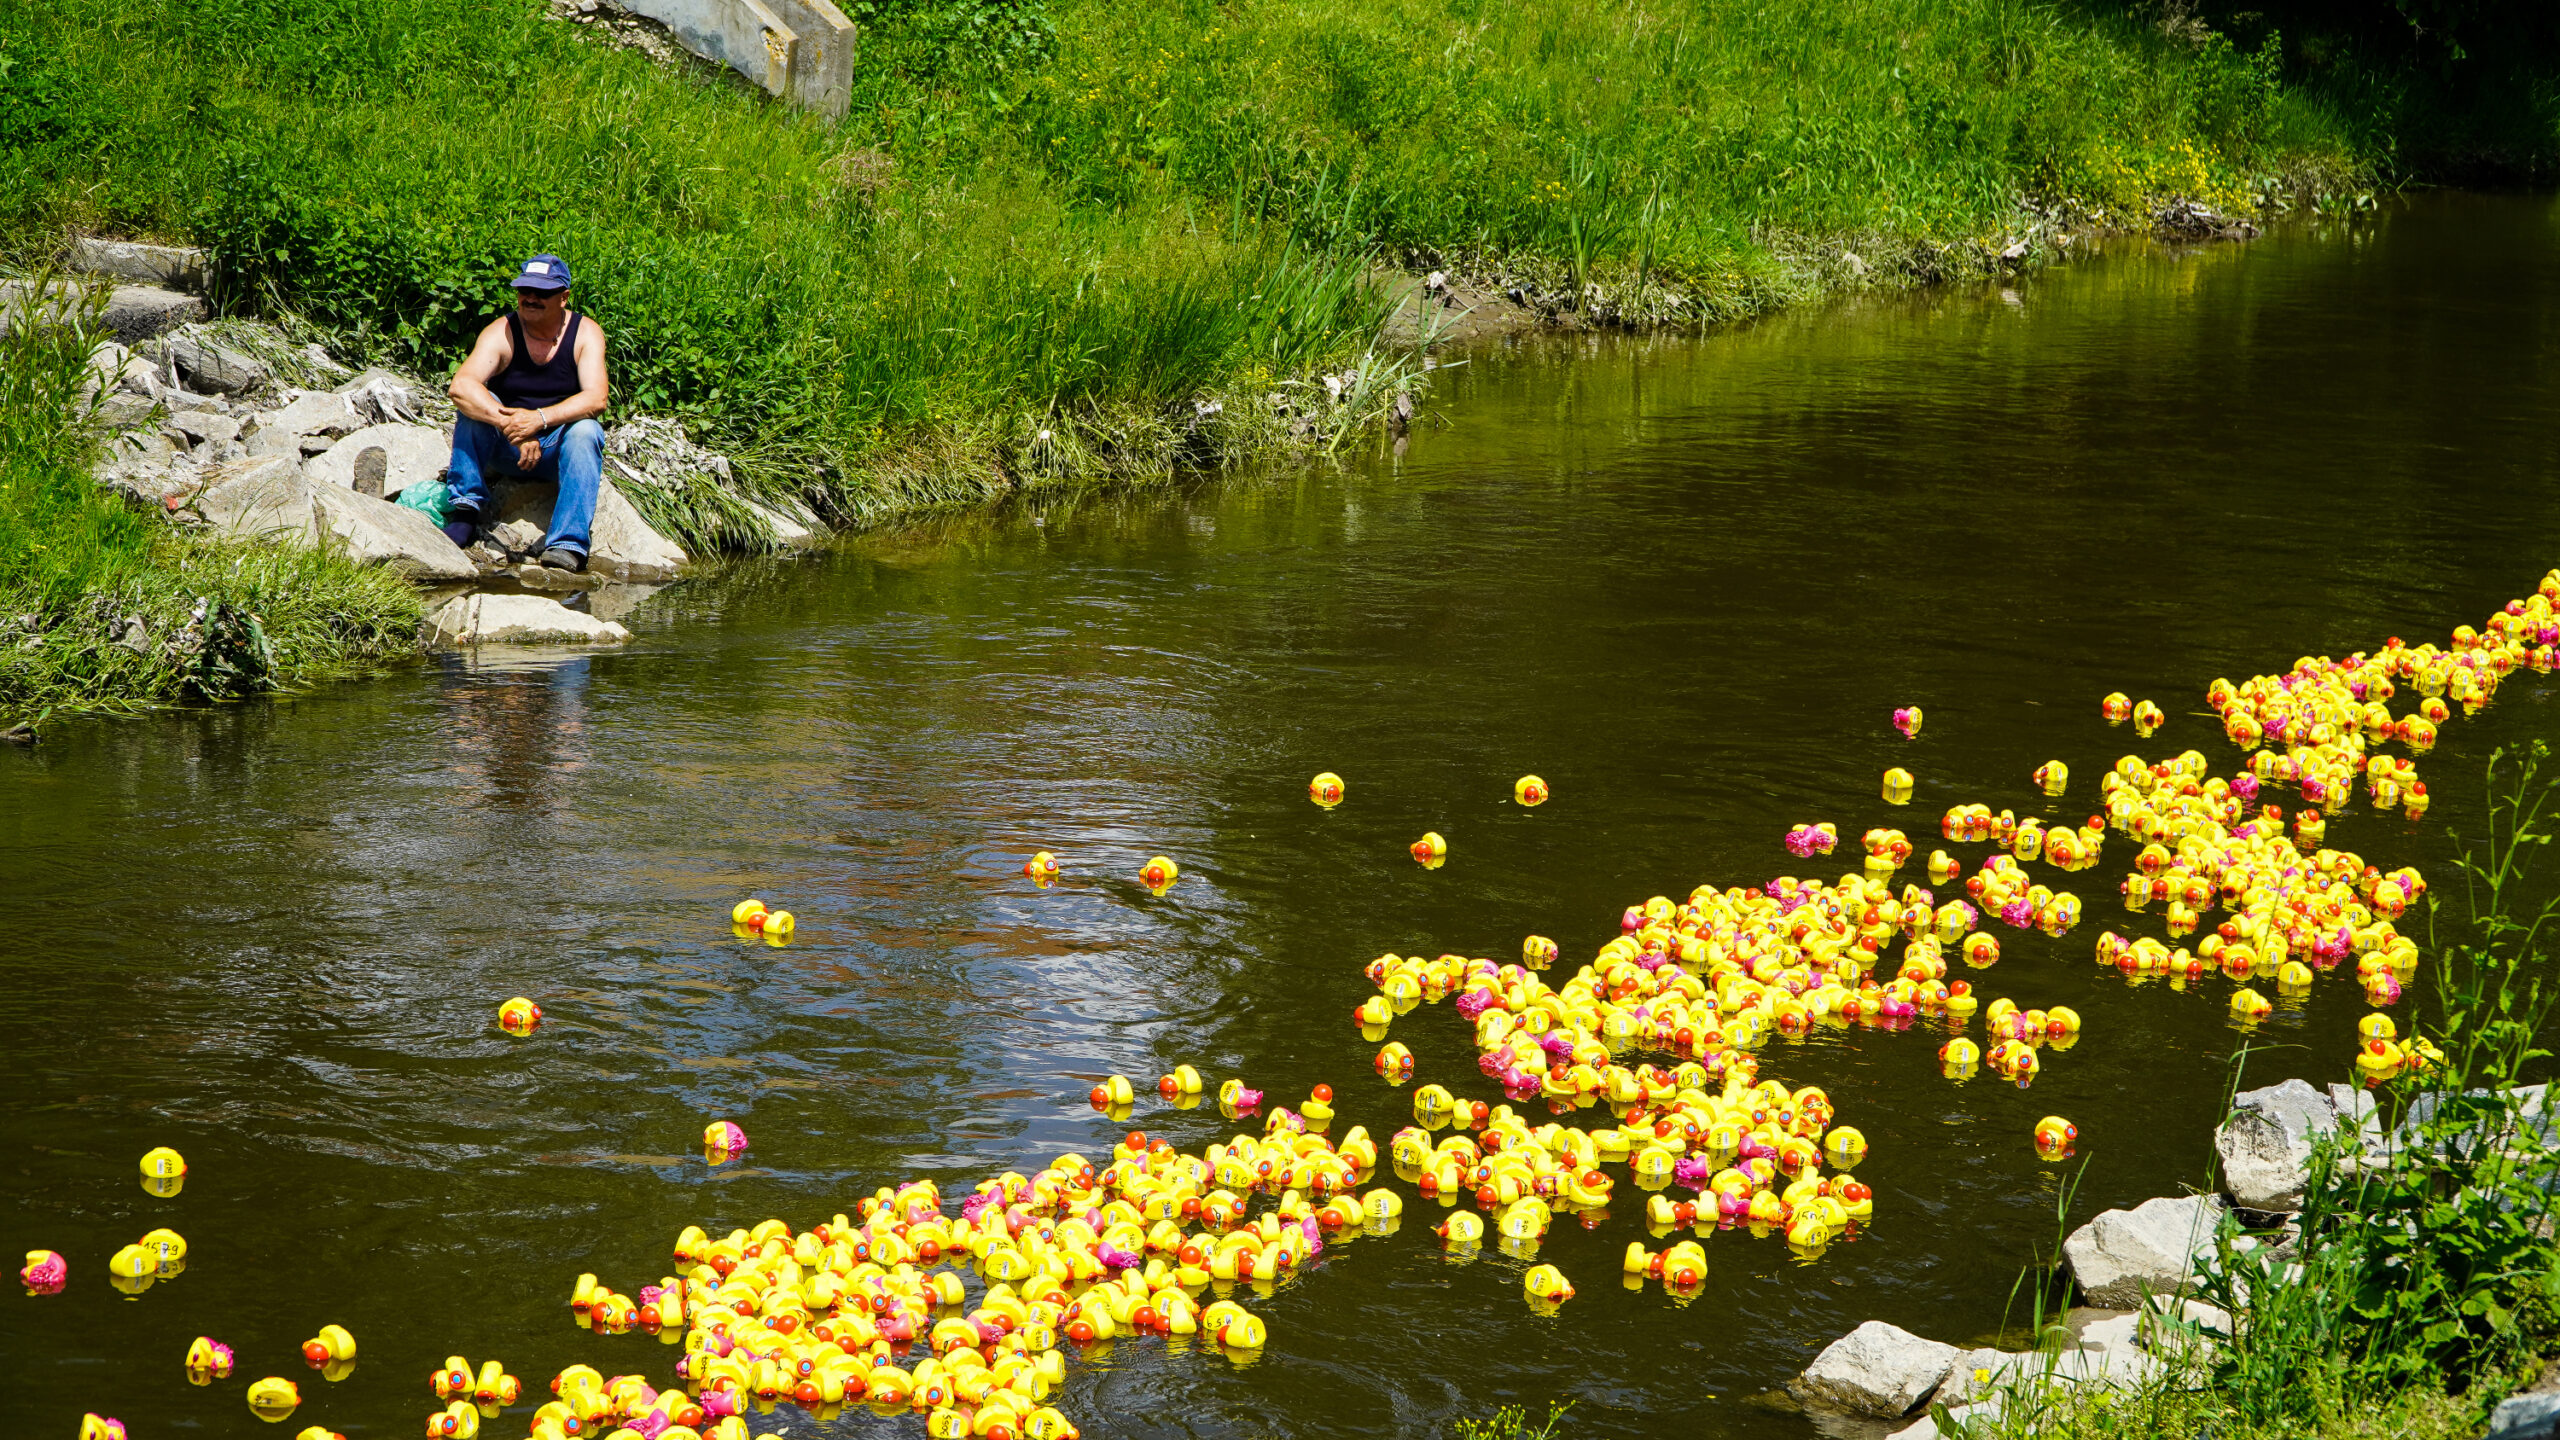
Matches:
[511,254,572,291]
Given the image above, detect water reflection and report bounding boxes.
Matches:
[442,657,594,811]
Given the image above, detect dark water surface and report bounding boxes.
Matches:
[8,193,2560,1440]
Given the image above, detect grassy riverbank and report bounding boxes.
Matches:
[0,296,421,725]
[0,0,2510,723]
[4,0,2369,506]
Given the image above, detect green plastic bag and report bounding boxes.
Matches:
[398,475,454,527]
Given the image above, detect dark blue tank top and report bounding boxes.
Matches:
[491,312,582,409]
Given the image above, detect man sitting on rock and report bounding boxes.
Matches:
[442,253,610,571]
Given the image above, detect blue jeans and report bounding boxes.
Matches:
[446,416,603,559]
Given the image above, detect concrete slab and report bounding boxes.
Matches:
[620,0,852,115]
[68,238,209,291]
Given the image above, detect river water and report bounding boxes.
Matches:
[6,193,2560,1440]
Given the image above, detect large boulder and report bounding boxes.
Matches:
[2217,1080,2339,1212]
[260,389,364,440]
[310,485,475,581]
[68,237,208,291]
[333,367,431,424]
[164,408,240,450]
[193,456,320,543]
[1790,1321,1961,1418]
[494,478,689,581]
[308,423,451,499]
[1933,1348,2031,1408]
[746,495,828,548]
[0,280,205,342]
[2064,1195,2228,1308]
[103,287,209,344]
[158,328,269,393]
[2487,1392,2560,1440]
[426,592,632,646]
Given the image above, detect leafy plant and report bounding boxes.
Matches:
[2197,746,2560,1425]
[1452,1401,1570,1440]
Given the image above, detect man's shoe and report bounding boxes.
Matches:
[539,547,587,573]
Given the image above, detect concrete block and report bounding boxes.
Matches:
[0,281,204,343]
[68,237,209,291]
[622,0,853,114]
[623,0,797,96]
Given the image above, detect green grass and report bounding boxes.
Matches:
[0,289,423,725]
[0,0,2469,721]
[0,0,2373,522]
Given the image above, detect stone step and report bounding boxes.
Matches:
[68,237,210,292]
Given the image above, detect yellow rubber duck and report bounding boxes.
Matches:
[246,1376,300,1421]
[1523,1263,1574,1301]
[1436,1212,1483,1246]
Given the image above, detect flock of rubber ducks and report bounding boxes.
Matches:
[24,1147,360,1440]
[538,1111,1401,1440]
[37,567,2550,1440]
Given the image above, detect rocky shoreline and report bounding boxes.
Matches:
[18,239,823,653]
[1789,1079,2560,1438]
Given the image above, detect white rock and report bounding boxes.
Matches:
[745,495,827,549]
[333,367,426,424]
[166,410,239,448]
[2216,1079,2338,1211]
[69,237,208,290]
[308,423,450,499]
[80,341,131,402]
[2043,1345,2163,1389]
[1790,1321,1962,1417]
[2485,1391,2560,1440]
[425,592,631,646]
[488,519,547,556]
[262,389,364,439]
[0,280,205,343]
[1935,1340,2159,1409]
[160,328,268,393]
[2075,1313,2143,1357]
[192,456,318,543]
[310,485,475,581]
[595,481,690,577]
[2063,1195,2228,1308]
[1933,1348,2030,1407]
[244,426,303,460]
[495,478,689,581]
